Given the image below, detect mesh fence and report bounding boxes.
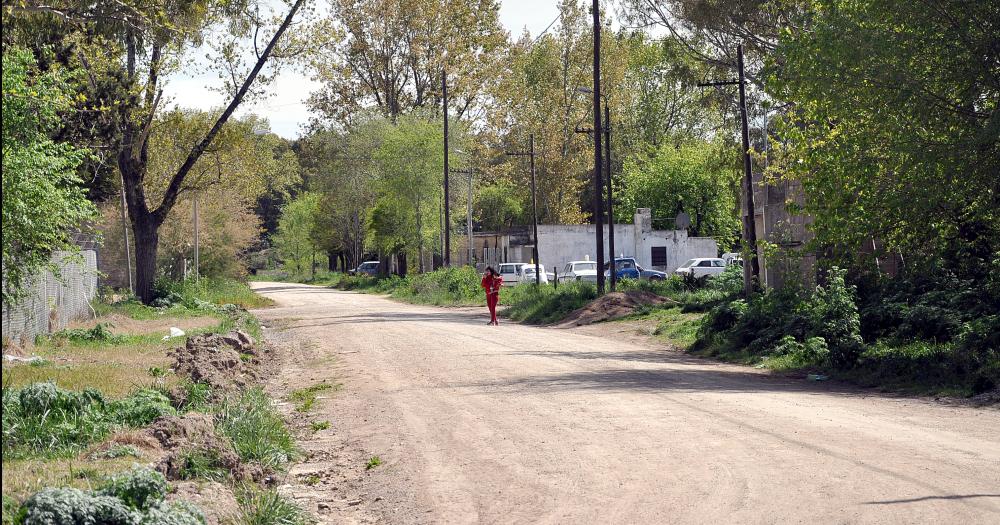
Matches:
[2,250,99,345]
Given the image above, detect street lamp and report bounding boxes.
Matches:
[575,86,617,291]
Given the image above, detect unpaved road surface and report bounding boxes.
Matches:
[251,282,1000,524]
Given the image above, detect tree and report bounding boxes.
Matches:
[307,0,508,126]
[768,0,1000,276]
[2,47,97,306]
[618,140,741,250]
[274,192,322,278]
[369,113,445,273]
[5,0,311,303]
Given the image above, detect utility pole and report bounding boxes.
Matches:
[506,135,540,285]
[591,0,606,294]
[442,70,451,267]
[450,167,476,267]
[697,44,759,297]
[193,193,199,282]
[604,101,616,291]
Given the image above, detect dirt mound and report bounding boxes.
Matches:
[557,291,676,327]
[146,413,262,482]
[169,330,263,393]
[169,481,240,525]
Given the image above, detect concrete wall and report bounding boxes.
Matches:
[534,209,718,275]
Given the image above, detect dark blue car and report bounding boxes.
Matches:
[603,257,667,281]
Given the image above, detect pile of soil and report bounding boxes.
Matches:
[557,291,676,327]
[146,413,262,482]
[168,330,265,394]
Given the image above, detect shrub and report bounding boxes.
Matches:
[15,468,206,525]
[216,388,298,471]
[98,466,168,510]
[53,323,127,344]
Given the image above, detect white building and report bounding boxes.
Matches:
[461,209,719,274]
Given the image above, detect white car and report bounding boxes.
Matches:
[517,264,549,285]
[675,258,727,278]
[560,261,599,283]
[498,263,527,285]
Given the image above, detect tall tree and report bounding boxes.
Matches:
[768,0,1000,275]
[308,0,508,126]
[5,0,311,303]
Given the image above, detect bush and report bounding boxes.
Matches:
[153,277,272,309]
[695,267,863,369]
[2,383,176,459]
[53,323,127,344]
[216,388,298,471]
[15,467,206,525]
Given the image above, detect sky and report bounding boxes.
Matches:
[164,0,562,139]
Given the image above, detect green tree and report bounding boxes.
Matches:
[5,0,311,303]
[768,0,999,275]
[274,193,322,278]
[2,47,97,306]
[618,140,741,250]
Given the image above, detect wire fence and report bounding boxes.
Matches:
[2,250,99,346]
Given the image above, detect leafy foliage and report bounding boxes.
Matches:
[1,47,97,307]
[15,467,206,525]
[618,140,741,249]
[273,193,323,278]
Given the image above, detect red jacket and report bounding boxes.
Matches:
[482,274,502,295]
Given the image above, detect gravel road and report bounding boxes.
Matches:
[251,282,1000,524]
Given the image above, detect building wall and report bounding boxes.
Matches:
[534,209,718,276]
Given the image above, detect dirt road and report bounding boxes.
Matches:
[251,282,1000,524]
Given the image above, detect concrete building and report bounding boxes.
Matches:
[455,209,719,275]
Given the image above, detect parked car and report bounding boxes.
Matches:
[675,258,727,278]
[722,252,743,267]
[349,260,380,276]
[559,261,599,283]
[498,263,527,285]
[603,257,668,281]
[517,264,549,285]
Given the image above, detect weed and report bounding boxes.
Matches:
[303,474,321,486]
[364,456,382,470]
[237,488,314,525]
[89,445,142,460]
[147,366,167,378]
[216,388,299,471]
[175,447,229,482]
[502,282,598,324]
[176,381,213,412]
[289,383,336,413]
[53,323,127,345]
[309,421,330,432]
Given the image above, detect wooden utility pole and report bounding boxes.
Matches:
[442,71,451,267]
[506,135,540,285]
[591,0,606,294]
[697,44,760,296]
[604,101,616,291]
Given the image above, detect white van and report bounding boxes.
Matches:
[497,263,526,285]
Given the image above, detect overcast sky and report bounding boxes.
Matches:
[163,0,563,139]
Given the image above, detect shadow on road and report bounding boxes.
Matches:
[864,494,1000,505]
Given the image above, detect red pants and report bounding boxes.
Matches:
[487,293,499,323]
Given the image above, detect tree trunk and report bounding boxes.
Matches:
[327,251,337,271]
[396,251,408,278]
[132,218,160,304]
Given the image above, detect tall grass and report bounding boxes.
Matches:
[216,388,299,471]
[501,282,598,324]
[237,488,314,525]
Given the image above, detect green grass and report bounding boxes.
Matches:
[237,488,314,525]
[501,281,598,324]
[634,307,703,349]
[216,388,299,471]
[309,421,330,432]
[175,447,230,482]
[288,383,338,413]
[364,456,382,470]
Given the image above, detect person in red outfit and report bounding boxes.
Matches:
[481,267,503,326]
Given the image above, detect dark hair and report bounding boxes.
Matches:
[485,266,496,277]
